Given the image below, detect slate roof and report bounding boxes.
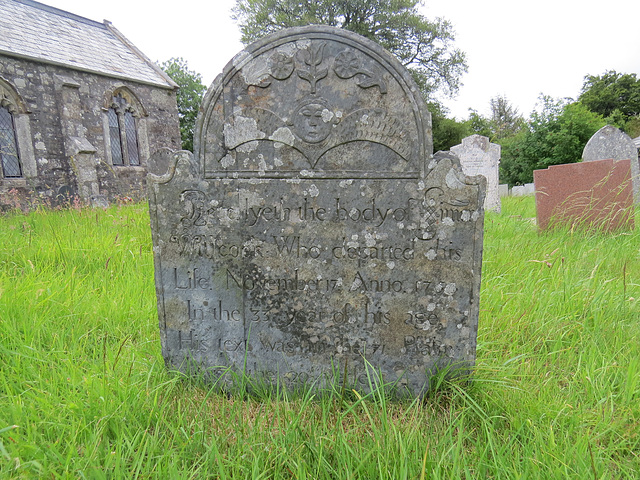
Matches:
[0,0,176,88]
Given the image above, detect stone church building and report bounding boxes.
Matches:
[0,0,181,207]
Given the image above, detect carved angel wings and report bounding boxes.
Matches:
[221,106,413,169]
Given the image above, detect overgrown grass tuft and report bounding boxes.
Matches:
[1,198,638,478]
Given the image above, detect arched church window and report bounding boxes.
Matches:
[0,104,22,178]
[107,91,141,166]
[0,77,34,182]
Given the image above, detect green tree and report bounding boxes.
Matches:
[466,109,492,138]
[431,111,469,152]
[499,96,606,186]
[495,129,531,187]
[624,116,640,138]
[161,58,207,152]
[232,0,467,101]
[578,70,640,120]
[489,95,524,140]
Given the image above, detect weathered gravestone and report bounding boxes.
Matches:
[148,26,486,396]
[582,125,639,203]
[451,135,501,212]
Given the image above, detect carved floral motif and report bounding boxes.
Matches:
[334,50,387,93]
[296,43,328,94]
[261,43,387,95]
[333,50,361,78]
[269,52,294,80]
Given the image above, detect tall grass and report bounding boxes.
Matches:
[1,197,638,478]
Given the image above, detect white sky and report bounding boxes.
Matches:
[42,0,640,120]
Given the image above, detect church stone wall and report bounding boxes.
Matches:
[0,54,180,207]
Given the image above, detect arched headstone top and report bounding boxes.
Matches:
[582,125,635,163]
[458,134,489,152]
[195,25,433,179]
[582,125,639,204]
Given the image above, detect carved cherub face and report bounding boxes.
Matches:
[293,101,334,144]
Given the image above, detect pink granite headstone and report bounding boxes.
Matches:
[534,159,634,231]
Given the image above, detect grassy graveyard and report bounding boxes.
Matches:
[0,196,639,478]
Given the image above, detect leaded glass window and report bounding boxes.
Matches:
[124,111,139,166]
[107,91,142,167]
[0,105,22,178]
[108,107,123,165]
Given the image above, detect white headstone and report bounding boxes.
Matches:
[451,135,501,212]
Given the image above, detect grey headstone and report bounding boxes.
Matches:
[148,26,486,396]
[451,135,501,212]
[583,125,639,203]
[511,183,535,197]
[511,186,524,196]
[498,184,509,197]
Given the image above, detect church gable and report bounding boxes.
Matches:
[0,0,181,207]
